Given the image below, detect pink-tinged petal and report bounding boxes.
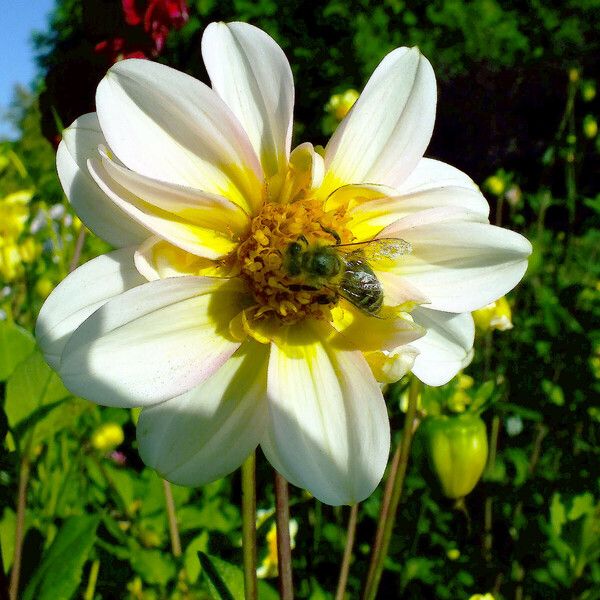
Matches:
[380,217,531,312]
[96,59,263,214]
[202,21,294,182]
[261,322,390,505]
[88,157,242,259]
[410,307,474,386]
[137,341,269,485]
[59,277,249,407]
[57,114,147,247]
[36,247,146,370]
[375,270,430,306]
[322,47,436,195]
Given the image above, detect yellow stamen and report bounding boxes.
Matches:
[236,197,352,324]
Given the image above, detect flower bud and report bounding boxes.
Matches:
[583,115,598,139]
[483,175,505,197]
[91,422,125,452]
[325,89,360,121]
[421,413,488,499]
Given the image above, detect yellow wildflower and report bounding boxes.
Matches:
[18,237,41,264]
[483,175,505,197]
[35,278,55,299]
[469,594,495,600]
[0,243,23,282]
[0,190,32,239]
[583,115,597,139]
[473,296,513,332]
[91,422,125,452]
[325,89,360,121]
[257,519,298,578]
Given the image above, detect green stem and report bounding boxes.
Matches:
[69,228,86,273]
[241,452,257,600]
[362,377,421,600]
[9,438,33,600]
[162,479,181,558]
[274,470,294,600]
[335,503,359,600]
[83,559,100,600]
[483,414,500,562]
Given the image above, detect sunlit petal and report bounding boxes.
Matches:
[261,323,390,505]
[60,277,249,407]
[36,247,146,370]
[96,59,263,213]
[202,21,294,183]
[322,47,436,195]
[57,113,147,247]
[138,341,269,485]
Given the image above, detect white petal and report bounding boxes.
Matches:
[57,114,147,247]
[36,247,146,370]
[134,237,235,281]
[410,307,474,386]
[322,47,436,194]
[397,158,480,194]
[382,219,532,312]
[347,189,489,240]
[330,304,424,352]
[87,151,247,259]
[261,323,390,505]
[96,59,263,214]
[137,341,269,485]
[59,277,248,407]
[202,21,294,181]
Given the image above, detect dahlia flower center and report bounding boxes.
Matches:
[236,197,353,323]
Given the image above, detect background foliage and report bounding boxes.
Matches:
[1,0,599,598]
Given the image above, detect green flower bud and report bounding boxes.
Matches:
[422,413,488,499]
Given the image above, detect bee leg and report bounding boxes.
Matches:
[316,293,336,305]
[318,223,341,245]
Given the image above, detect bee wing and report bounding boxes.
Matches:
[337,238,412,268]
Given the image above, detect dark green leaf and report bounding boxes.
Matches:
[22,514,99,600]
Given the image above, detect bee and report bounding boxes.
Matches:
[283,230,412,316]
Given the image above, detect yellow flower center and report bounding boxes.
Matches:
[236,197,353,323]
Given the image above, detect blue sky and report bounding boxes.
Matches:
[0,0,56,139]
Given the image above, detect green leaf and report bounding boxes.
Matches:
[550,494,567,536]
[0,508,16,572]
[198,552,241,600]
[184,532,210,584]
[130,547,176,586]
[0,321,35,381]
[22,514,99,600]
[5,350,74,450]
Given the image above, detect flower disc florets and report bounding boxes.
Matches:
[237,197,353,323]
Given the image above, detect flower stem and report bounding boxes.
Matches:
[69,228,86,273]
[9,453,31,600]
[162,479,181,557]
[274,470,294,600]
[83,559,100,600]
[362,376,421,600]
[241,452,257,600]
[335,503,359,600]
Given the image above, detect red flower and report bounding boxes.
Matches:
[144,0,189,53]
